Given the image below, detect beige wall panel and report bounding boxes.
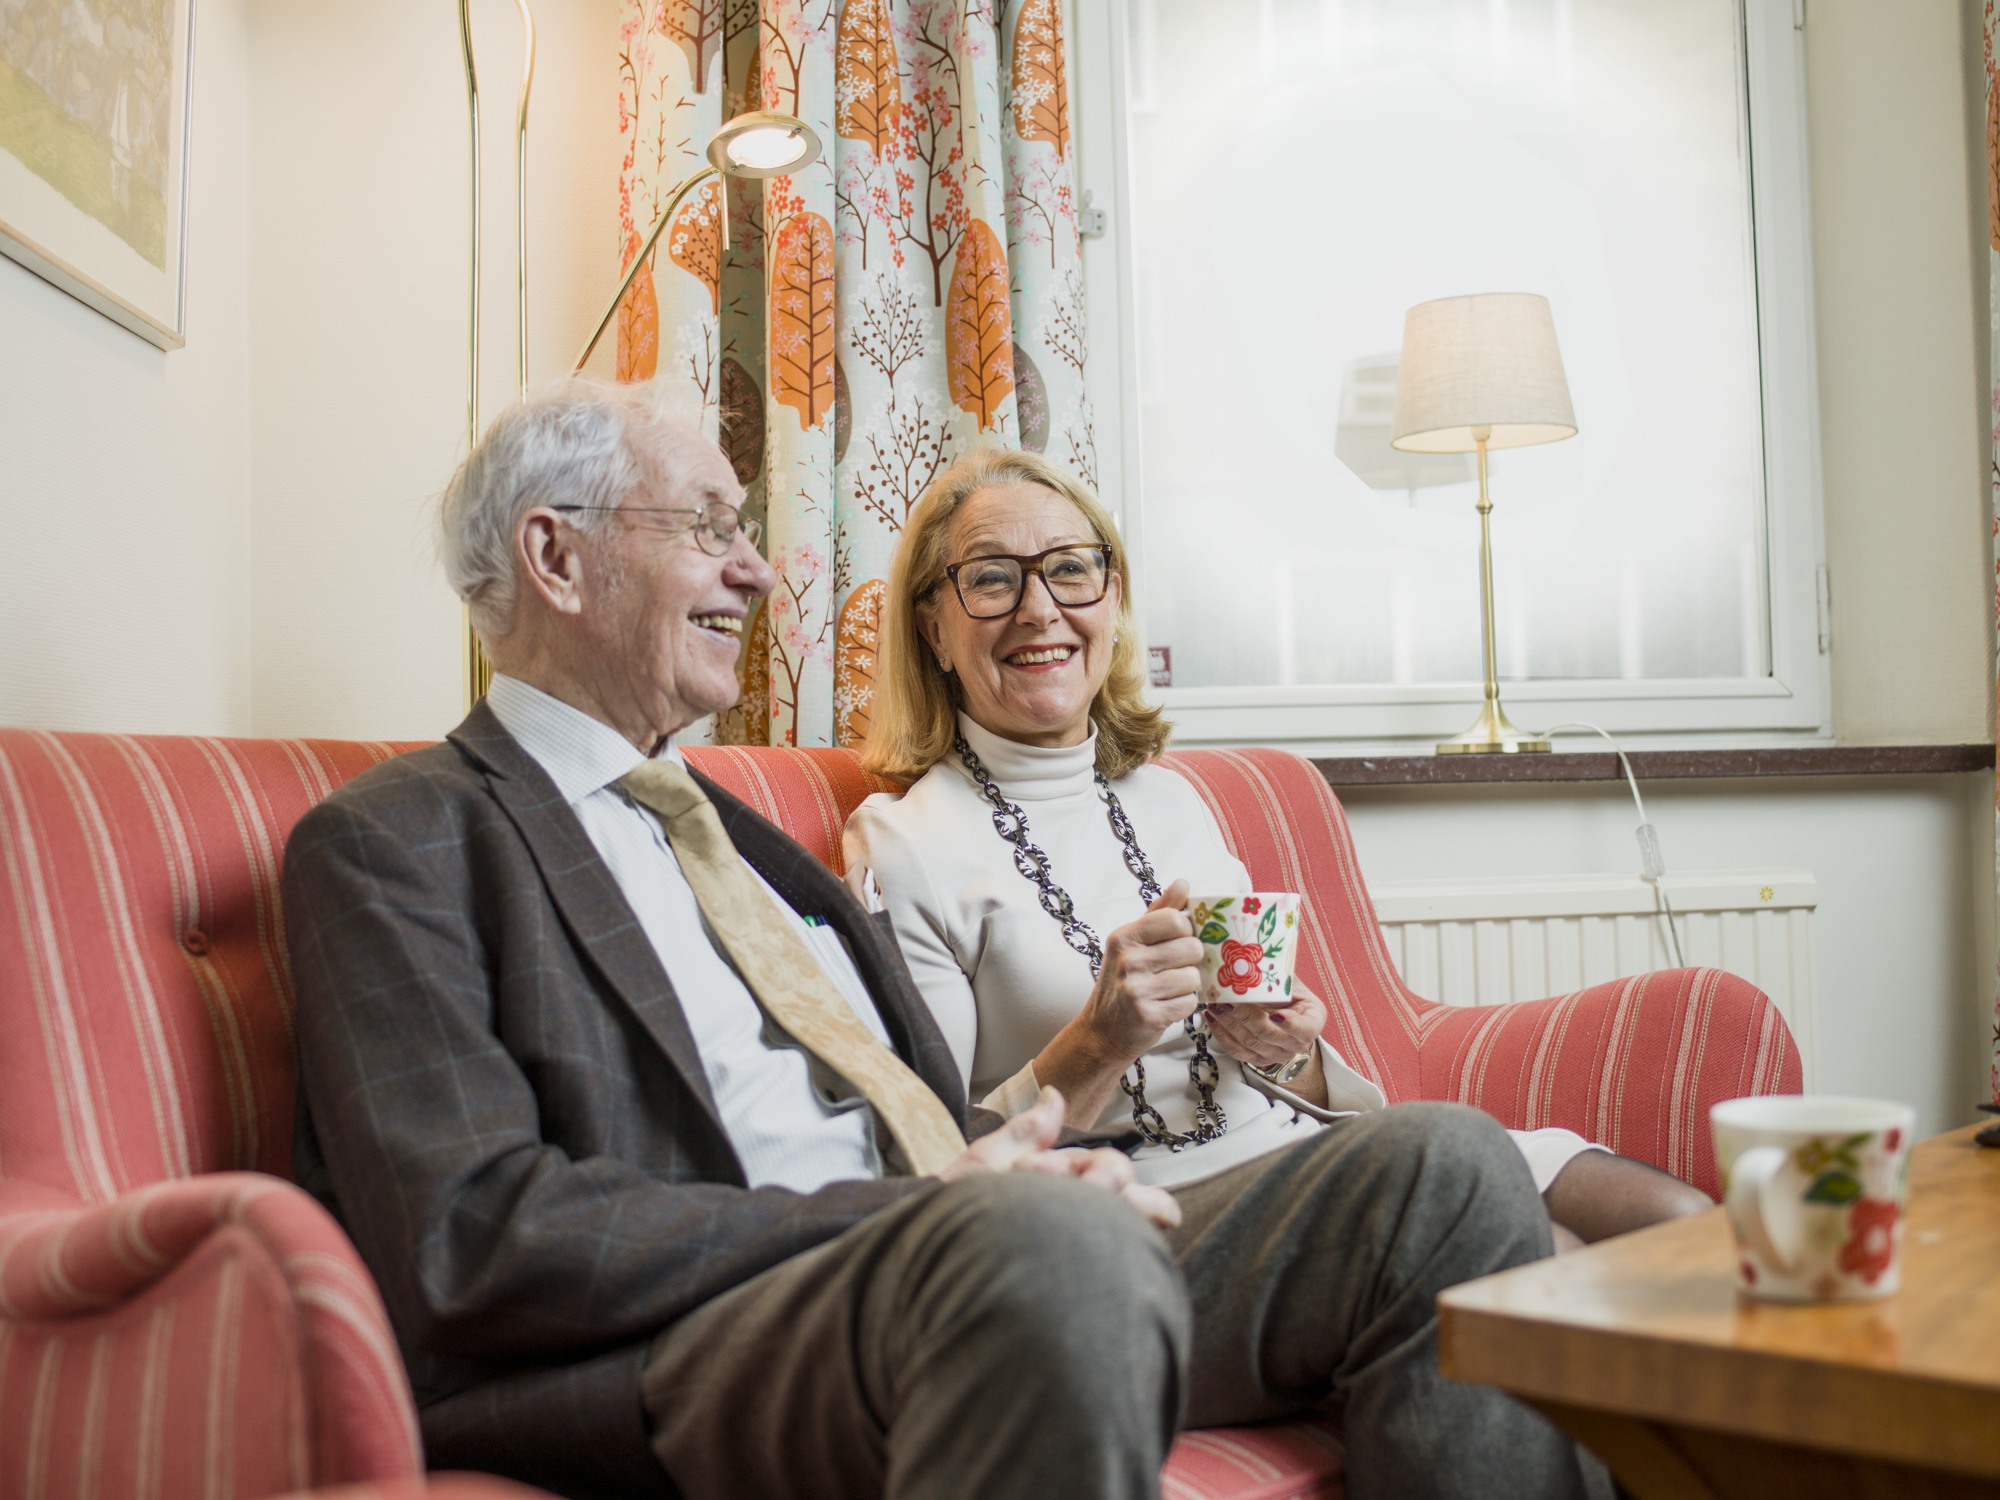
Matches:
[245,0,621,742]
[1807,0,1990,745]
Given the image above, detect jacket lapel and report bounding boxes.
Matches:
[693,770,973,1129]
[448,704,733,1155]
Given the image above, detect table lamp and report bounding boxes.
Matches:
[1391,292,1577,754]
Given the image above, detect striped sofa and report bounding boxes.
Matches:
[0,729,1800,1500]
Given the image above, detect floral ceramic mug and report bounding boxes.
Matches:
[1710,1095,1915,1302]
[1188,893,1302,1008]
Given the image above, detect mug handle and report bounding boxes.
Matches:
[1724,1146,1802,1273]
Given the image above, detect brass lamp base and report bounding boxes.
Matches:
[1436,699,1550,755]
[1434,430,1550,756]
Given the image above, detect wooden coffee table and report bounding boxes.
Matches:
[1439,1123,2000,1499]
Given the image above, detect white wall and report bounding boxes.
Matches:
[1807,0,1991,746]
[246,0,622,742]
[1341,771,1994,1141]
[0,0,253,735]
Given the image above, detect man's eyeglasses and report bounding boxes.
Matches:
[550,501,762,557]
[941,543,1114,619]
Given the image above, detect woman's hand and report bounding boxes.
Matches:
[1205,986,1329,1073]
[1028,879,1204,1129]
[940,1087,1181,1231]
[1070,878,1204,1065]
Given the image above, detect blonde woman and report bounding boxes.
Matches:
[842,446,1707,1244]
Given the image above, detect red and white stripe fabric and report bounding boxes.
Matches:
[1160,748,1801,1200]
[0,730,1796,1500]
[1160,1420,1345,1500]
[684,744,900,874]
[0,730,422,1498]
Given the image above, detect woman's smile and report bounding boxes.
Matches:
[1003,642,1079,669]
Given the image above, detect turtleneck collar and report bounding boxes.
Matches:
[955,713,1099,801]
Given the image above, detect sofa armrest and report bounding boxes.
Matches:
[1413,967,1801,1199]
[0,1172,421,1496]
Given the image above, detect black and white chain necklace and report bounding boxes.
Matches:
[953,732,1226,1149]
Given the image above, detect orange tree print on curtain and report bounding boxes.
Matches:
[771,206,837,429]
[670,179,724,314]
[666,179,725,407]
[834,0,899,152]
[1005,0,1073,274]
[834,0,900,271]
[632,0,1089,748]
[1011,0,1069,152]
[947,219,1015,432]
[835,577,887,747]
[756,2,839,749]
[616,241,661,382]
[617,0,723,429]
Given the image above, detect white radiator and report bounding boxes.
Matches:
[1367,869,1818,1087]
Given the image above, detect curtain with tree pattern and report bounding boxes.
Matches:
[615,0,1096,748]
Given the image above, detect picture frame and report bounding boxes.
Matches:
[0,0,197,350]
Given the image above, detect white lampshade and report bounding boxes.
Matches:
[1390,292,1577,454]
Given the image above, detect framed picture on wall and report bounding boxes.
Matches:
[0,0,196,350]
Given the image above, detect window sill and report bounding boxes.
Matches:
[1312,744,1994,787]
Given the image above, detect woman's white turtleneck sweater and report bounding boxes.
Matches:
[846,717,1600,1189]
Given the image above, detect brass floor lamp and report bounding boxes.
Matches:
[454,0,818,706]
[1389,292,1578,754]
[456,0,534,707]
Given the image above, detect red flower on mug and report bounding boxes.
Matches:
[1884,1127,1902,1153]
[1241,897,1262,916]
[1837,1197,1899,1284]
[1218,940,1265,996]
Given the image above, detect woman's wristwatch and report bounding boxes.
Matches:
[1246,1050,1314,1086]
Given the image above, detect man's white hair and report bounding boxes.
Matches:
[437,378,709,645]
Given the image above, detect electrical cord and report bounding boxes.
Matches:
[1540,721,1686,967]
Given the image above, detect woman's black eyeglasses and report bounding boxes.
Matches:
[942,543,1114,619]
[550,501,762,557]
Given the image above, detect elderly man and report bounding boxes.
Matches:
[286,378,1606,1500]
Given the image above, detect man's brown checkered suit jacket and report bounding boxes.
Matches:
[286,703,975,1499]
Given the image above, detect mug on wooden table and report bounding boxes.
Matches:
[1710,1094,1915,1302]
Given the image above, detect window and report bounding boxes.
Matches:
[1072,0,1827,749]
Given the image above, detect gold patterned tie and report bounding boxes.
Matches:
[619,758,964,1176]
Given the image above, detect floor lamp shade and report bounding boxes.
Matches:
[1392,293,1577,453]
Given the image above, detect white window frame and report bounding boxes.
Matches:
[1069,0,1830,753]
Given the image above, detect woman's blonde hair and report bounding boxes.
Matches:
[863,446,1170,782]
